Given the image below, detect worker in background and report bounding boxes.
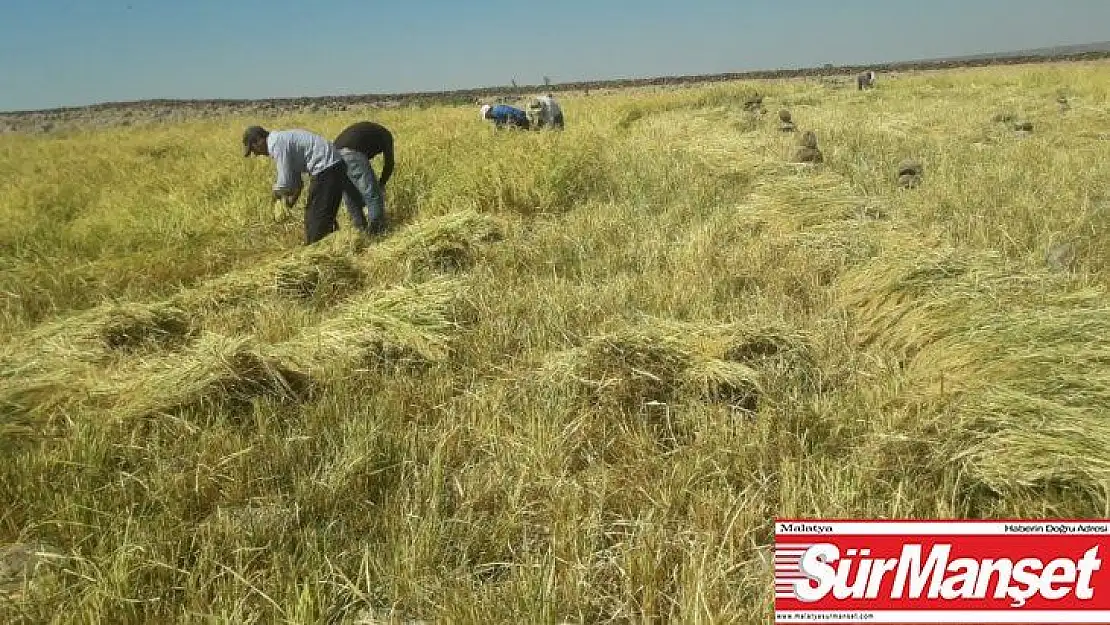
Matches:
[481,103,531,130]
[527,93,565,130]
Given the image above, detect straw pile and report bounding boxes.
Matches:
[0,360,88,426]
[836,240,1110,501]
[96,302,194,351]
[682,359,762,412]
[552,330,696,408]
[90,277,467,421]
[3,252,467,424]
[173,231,368,312]
[542,318,815,413]
[3,301,193,365]
[105,333,314,421]
[0,301,196,421]
[650,317,819,391]
[374,210,504,277]
[277,276,466,375]
[272,250,363,303]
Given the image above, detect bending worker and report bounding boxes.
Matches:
[243,125,365,245]
[481,103,531,130]
[334,120,394,235]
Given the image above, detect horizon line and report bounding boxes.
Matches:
[4,40,1109,116]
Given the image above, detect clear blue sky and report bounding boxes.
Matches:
[1,0,1108,112]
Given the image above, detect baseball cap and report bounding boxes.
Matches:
[242,125,268,156]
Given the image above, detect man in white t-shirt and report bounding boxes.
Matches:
[857,71,876,91]
[242,125,366,244]
[527,94,565,130]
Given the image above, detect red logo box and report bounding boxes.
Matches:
[774,520,1110,624]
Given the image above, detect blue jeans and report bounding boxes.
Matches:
[340,148,386,231]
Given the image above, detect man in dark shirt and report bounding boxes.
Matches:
[334,121,394,235]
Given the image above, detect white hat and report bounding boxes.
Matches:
[480,104,491,119]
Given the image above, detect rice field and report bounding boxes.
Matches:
[1,60,1109,624]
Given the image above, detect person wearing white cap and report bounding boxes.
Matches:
[481,103,531,130]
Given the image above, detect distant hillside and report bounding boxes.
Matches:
[3,40,1110,123]
[913,41,1110,64]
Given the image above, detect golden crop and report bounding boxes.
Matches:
[0,61,1107,623]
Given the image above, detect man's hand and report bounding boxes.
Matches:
[288,184,302,207]
[272,198,289,223]
[272,185,302,208]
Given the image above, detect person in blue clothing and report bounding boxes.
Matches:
[480,103,532,130]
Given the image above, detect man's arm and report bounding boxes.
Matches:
[379,142,394,188]
[273,183,301,207]
[271,144,302,207]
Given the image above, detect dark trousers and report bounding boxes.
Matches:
[495,115,531,130]
[305,160,365,245]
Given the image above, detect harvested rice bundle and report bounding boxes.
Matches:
[376,210,504,276]
[542,330,693,410]
[542,319,798,412]
[4,301,192,364]
[100,278,466,422]
[278,276,467,374]
[631,316,816,371]
[107,333,313,421]
[681,358,762,411]
[175,235,367,312]
[0,303,191,428]
[0,301,195,420]
[0,360,91,424]
[94,302,194,351]
[312,228,373,256]
[272,251,363,303]
[170,271,261,312]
